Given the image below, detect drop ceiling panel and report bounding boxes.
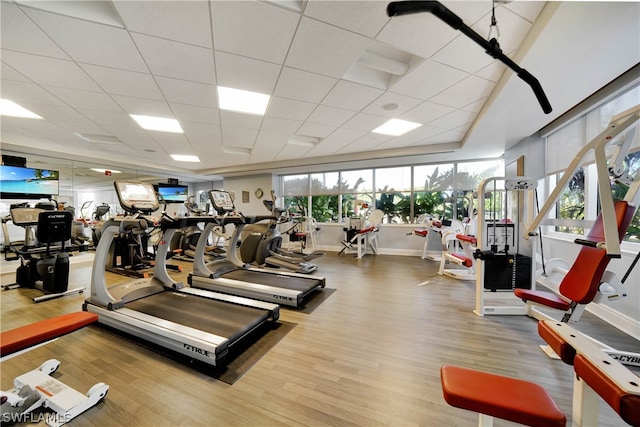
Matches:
[111,95,173,117]
[303,1,389,38]
[113,0,213,47]
[296,122,336,139]
[81,64,163,99]
[1,62,31,83]
[285,17,371,78]
[131,33,215,84]
[214,51,280,94]
[27,105,88,122]
[273,67,337,104]
[428,109,477,130]
[431,34,495,74]
[220,126,258,146]
[343,113,387,132]
[261,117,303,134]
[210,1,299,63]
[0,3,68,59]
[401,101,455,125]
[376,13,455,59]
[273,143,313,161]
[23,7,147,73]
[266,97,316,121]
[503,2,546,24]
[2,51,99,91]
[320,80,384,112]
[149,132,191,150]
[44,86,123,113]
[306,139,347,157]
[170,104,219,125]
[2,81,67,107]
[219,111,263,130]
[306,105,355,127]
[337,133,392,154]
[361,92,422,118]
[326,127,368,143]
[429,75,495,109]
[388,59,468,100]
[154,76,216,108]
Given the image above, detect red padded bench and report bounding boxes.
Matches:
[448,253,473,268]
[1,312,98,357]
[441,365,566,426]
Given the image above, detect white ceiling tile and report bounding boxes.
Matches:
[401,101,455,125]
[338,133,392,154]
[388,59,468,100]
[253,130,291,160]
[81,110,137,128]
[429,75,495,109]
[182,121,222,138]
[149,132,191,150]
[261,117,303,133]
[503,2,546,24]
[306,105,355,127]
[2,50,99,91]
[44,86,123,113]
[23,7,147,72]
[170,104,219,125]
[321,80,384,111]
[343,113,387,132]
[273,67,337,103]
[215,52,281,94]
[25,105,87,122]
[132,33,215,84]
[431,34,495,74]
[113,0,212,47]
[189,133,223,148]
[0,3,68,59]
[423,129,466,144]
[475,60,506,83]
[266,97,316,121]
[211,1,299,64]
[2,81,67,107]
[461,99,486,114]
[221,126,258,145]
[306,138,347,157]
[376,13,455,59]
[304,1,389,38]
[55,120,108,135]
[273,143,312,161]
[286,17,370,78]
[155,76,216,108]
[219,111,264,130]
[325,127,367,143]
[468,7,533,55]
[296,122,336,139]
[110,95,173,117]
[361,92,422,117]
[1,62,31,83]
[81,64,163,99]
[428,109,477,130]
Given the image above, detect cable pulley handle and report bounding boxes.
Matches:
[386,0,552,114]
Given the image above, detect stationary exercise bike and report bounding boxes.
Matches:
[2,207,84,303]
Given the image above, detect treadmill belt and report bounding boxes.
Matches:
[224,269,320,293]
[126,292,269,344]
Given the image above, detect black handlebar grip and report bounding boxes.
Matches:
[518,69,553,114]
[387,1,463,29]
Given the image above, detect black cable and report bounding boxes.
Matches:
[387,1,552,114]
[535,189,546,276]
[621,250,640,284]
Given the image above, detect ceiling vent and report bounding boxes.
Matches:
[343,42,421,89]
[75,133,122,145]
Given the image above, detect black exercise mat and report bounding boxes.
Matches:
[212,320,296,384]
[297,288,336,314]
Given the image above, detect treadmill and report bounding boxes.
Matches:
[188,190,325,308]
[83,180,279,367]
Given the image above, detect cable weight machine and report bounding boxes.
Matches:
[474,177,538,316]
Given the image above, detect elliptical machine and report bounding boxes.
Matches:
[239,191,322,274]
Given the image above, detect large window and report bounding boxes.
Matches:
[282,159,504,224]
[545,83,640,242]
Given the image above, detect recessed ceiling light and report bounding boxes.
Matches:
[91,168,121,174]
[372,119,422,136]
[288,136,320,147]
[217,86,270,116]
[130,114,183,133]
[0,99,42,119]
[170,154,200,162]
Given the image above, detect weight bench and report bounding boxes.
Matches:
[1,312,108,426]
[440,320,640,426]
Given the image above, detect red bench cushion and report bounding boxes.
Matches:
[441,365,566,427]
[1,312,98,357]
[537,321,576,365]
[514,289,572,311]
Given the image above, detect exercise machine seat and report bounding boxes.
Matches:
[440,365,566,427]
[515,200,634,305]
[518,289,572,311]
[1,312,98,357]
[456,234,477,245]
[573,354,640,427]
[449,253,473,268]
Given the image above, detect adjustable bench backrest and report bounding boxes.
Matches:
[559,200,635,304]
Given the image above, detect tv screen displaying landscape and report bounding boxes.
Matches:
[0,165,59,199]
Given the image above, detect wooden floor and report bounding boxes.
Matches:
[1,251,639,426]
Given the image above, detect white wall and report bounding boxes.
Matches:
[223,174,278,216]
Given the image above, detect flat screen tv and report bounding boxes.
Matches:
[156,183,188,203]
[0,165,59,199]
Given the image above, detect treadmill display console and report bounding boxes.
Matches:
[209,190,234,214]
[115,181,159,213]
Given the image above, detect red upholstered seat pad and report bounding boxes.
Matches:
[514,288,572,311]
[456,234,477,245]
[413,229,428,237]
[1,312,98,356]
[440,365,566,427]
[450,253,473,268]
[574,354,640,427]
[537,321,576,365]
[357,226,376,234]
